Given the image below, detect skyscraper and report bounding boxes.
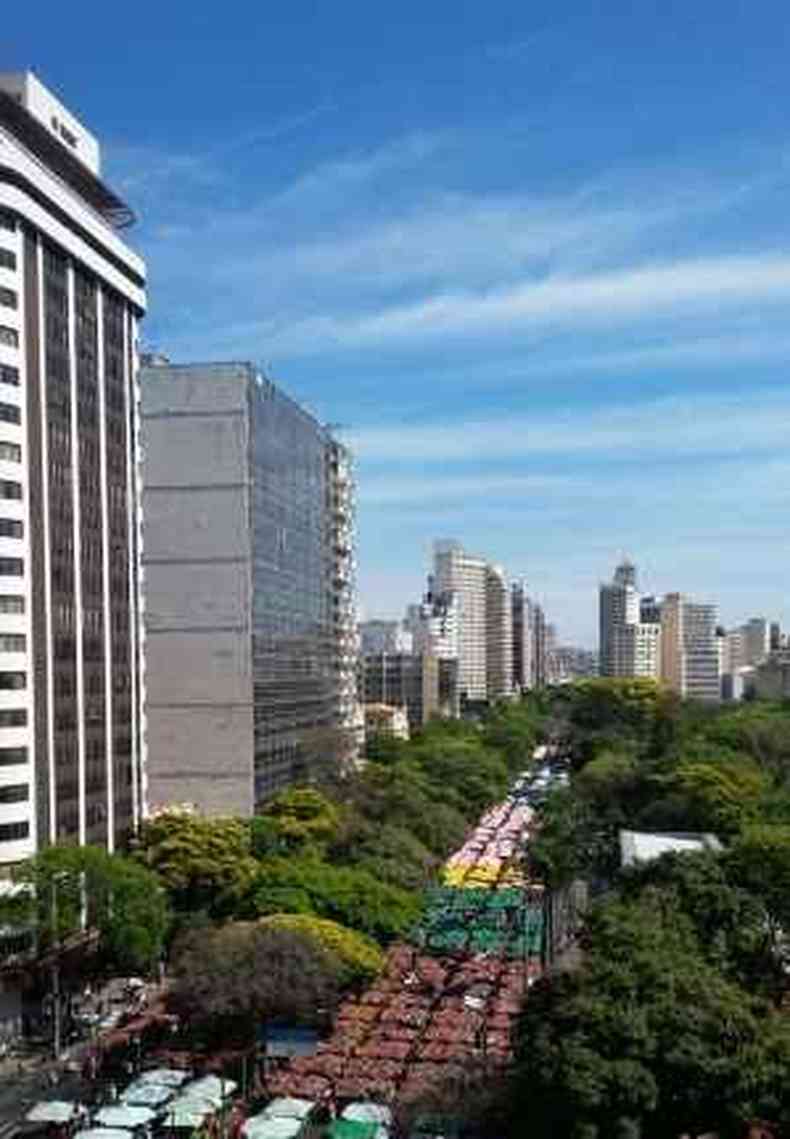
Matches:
[660,593,720,702]
[140,361,358,814]
[511,582,534,692]
[432,541,512,705]
[0,73,146,862]
[433,542,488,703]
[485,565,512,701]
[599,560,660,679]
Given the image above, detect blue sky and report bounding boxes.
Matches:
[7,1,790,645]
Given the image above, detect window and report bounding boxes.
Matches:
[0,784,28,804]
[0,327,18,349]
[0,711,25,728]
[0,742,25,760]
[0,404,20,425]
[0,672,24,690]
[0,212,14,232]
[0,559,22,576]
[0,366,18,387]
[0,597,23,615]
[0,444,20,464]
[0,635,24,653]
[0,482,21,501]
[0,821,29,842]
[0,289,17,312]
[0,251,15,271]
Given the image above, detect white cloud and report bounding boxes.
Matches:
[350,389,790,465]
[264,252,790,355]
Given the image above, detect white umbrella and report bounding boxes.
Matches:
[136,1067,190,1088]
[25,1101,85,1125]
[261,1097,316,1120]
[74,1131,133,1139]
[165,1100,215,1130]
[342,1104,393,1128]
[243,1117,305,1139]
[120,1082,174,1109]
[184,1074,237,1102]
[94,1104,157,1129]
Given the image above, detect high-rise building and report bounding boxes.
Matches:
[511,582,534,692]
[660,593,720,702]
[140,361,358,815]
[0,73,146,862]
[432,541,513,704]
[599,560,659,679]
[404,577,459,661]
[532,602,548,688]
[359,620,412,656]
[362,652,459,732]
[485,564,512,701]
[433,541,488,703]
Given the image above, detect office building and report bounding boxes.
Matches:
[404,578,459,661]
[660,593,720,702]
[599,560,660,679]
[359,620,412,656]
[485,564,512,701]
[140,361,358,815]
[511,582,535,692]
[362,652,459,732]
[432,541,513,704]
[0,73,146,863]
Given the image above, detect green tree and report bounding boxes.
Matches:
[6,845,169,972]
[244,856,421,943]
[255,788,341,855]
[170,922,340,1042]
[258,913,383,987]
[134,810,258,917]
[512,895,790,1138]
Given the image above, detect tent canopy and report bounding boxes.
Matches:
[242,1116,306,1139]
[261,1097,317,1120]
[120,1082,174,1109]
[25,1102,84,1125]
[94,1104,157,1128]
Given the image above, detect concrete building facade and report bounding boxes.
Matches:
[362,651,459,732]
[660,593,720,702]
[359,620,412,656]
[0,73,146,863]
[140,361,357,815]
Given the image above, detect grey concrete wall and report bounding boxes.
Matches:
[141,363,255,818]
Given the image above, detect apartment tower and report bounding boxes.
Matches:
[0,73,145,863]
[432,541,512,705]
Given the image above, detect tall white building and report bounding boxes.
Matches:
[660,593,720,702]
[404,579,459,660]
[0,73,145,863]
[599,560,660,679]
[485,564,512,701]
[432,541,513,704]
[359,620,412,656]
[433,542,488,703]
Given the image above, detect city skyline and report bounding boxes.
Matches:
[6,5,790,643]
